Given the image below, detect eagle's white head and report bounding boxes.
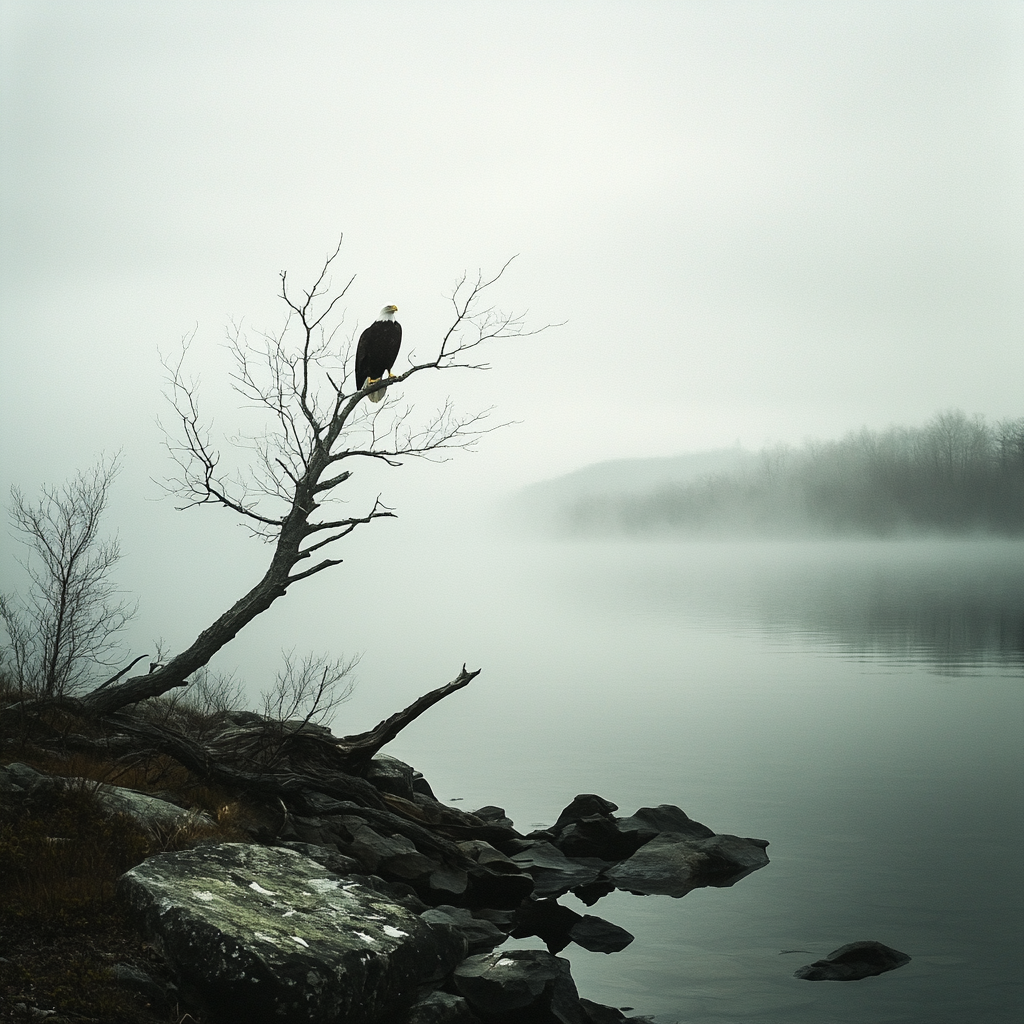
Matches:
[377,304,399,321]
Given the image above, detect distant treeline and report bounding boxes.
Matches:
[566,411,1024,537]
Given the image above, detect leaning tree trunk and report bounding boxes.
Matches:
[75,465,365,718]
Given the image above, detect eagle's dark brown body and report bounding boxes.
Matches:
[355,308,401,402]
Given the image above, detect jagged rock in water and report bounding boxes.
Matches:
[453,949,590,1024]
[571,880,616,906]
[511,897,583,953]
[569,914,634,954]
[511,898,634,955]
[117,842,466,1023]
[545,796,715,863]
[549,794,620,836]
[605,833,769,897]
[794,940,912,981]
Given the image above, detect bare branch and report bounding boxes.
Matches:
[78,241,549,713]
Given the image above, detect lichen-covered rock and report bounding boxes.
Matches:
[605,832,769,897]
[117,842,467,1023]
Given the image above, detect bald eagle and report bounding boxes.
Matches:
[355,305,402,403]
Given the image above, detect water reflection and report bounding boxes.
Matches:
[574,540,1024,675]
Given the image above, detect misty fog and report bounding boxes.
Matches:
[2,4,1023,1022]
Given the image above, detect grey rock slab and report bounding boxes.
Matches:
[117,842,467,1024]
[510,841,601,898]
[453,949,589,1024]
[420,906,508,953]
[274,842,362,877]
[605,833,769,897]
[346,823,439,880]
[794,940,912,981]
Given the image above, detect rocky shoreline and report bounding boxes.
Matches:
[2,755,770,1023]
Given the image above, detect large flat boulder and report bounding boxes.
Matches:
[118,842,467,1023]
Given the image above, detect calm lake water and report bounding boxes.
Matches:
[324,536,1024,1023]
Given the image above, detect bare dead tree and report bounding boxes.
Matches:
[72,239,540,717]
[0,457,137,698]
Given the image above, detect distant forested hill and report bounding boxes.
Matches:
[515,411,1024,537]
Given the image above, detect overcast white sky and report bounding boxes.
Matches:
[1,2,1022,699]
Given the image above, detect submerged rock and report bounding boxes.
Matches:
[118,842,466,1023]
[794,940,912,981]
